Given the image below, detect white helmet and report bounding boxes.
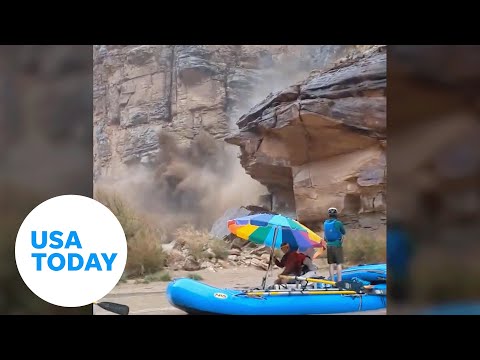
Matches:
[328,207,338,216]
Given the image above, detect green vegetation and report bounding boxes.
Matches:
[342,230,386,265]
[95,189,166,278]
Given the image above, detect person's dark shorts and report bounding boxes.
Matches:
[327,246,343,264]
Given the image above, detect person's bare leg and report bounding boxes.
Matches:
[337,264,342,282]
[329,264,335,282]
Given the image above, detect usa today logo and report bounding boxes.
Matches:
[15,195,127,308]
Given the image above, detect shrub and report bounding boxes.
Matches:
[94,189,166,278]
[173,224,229,261]
[209,238,229,260]
[342,230,386,265]
[188,273,204,281]
[144,270,171,282]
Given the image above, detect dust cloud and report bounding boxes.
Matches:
[95,131,267,239]
[227,53,313,131]
[227,45,357,130]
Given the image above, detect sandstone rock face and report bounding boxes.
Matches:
[93,45,367,179]
[226,46,387,228]
[94,45,385,231]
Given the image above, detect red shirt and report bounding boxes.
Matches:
[274,251,306,276]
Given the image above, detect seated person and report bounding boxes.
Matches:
[299,243,326,278]
[273,242,306,285]
[300,247,317,275]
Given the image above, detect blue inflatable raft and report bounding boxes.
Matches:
[332,263,387,283]
[166,263,387,315]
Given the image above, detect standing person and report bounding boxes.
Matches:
[323,207,346,282]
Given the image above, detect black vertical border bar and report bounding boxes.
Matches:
[0,45,93,315]
[387,45,480,315]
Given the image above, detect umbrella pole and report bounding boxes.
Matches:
[261,226,278,290]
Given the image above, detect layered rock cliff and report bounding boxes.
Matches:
[226,46,387,229]
[93,45,367,178]
[93,45,385,231]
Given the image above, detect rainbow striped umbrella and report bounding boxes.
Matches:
[227,213,325,251]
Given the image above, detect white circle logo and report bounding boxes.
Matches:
[15,195,127,308]
[214,292,228,299]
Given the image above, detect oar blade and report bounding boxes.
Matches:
[95,301,130,315]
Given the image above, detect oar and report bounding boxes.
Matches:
[245,289,358,296]
[93,301,130,315]
[279,275,366,293]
